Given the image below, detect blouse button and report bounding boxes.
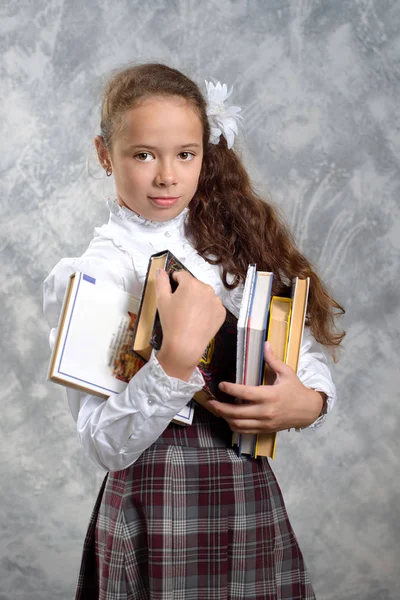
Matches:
[148,397,155,405]
[164,231,172,237]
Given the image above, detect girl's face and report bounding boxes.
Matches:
[99,96,204,222]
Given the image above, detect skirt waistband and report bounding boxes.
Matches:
[154,403,232,449]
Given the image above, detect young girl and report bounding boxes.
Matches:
[43,63,344,600]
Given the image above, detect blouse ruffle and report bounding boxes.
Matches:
[94,199,225,299]
[107,198,189,229]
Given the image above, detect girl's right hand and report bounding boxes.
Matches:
[155,269,226,381]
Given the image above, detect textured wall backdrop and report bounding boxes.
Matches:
[1,1,399,598]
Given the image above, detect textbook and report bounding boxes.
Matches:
[285,278,310,371]
[254,277,310,458]
[131,250,238,412]
[47,271,195,426]
[235,266,274,456]
[254,296,292,458]
[233,264,256,449]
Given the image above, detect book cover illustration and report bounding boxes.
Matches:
[109,308,192,425]
[111,311,145,383]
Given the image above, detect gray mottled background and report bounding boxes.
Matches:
[1,0,399,598]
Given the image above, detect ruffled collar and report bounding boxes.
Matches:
[107,198,189,230]
[99,197,243,315]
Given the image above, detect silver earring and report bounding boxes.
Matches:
[105,166,112,177]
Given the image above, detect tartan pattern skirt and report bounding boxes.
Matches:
[75,407,316,600]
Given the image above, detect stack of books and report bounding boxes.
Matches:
[235,265,309,459]
[47,251,309,457]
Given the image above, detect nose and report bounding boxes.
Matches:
[154,160,178,187]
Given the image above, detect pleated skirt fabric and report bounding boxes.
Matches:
[75,408,316,600]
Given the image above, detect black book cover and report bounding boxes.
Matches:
[135,250,238,403]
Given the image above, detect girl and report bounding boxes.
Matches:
[43,63,344,599]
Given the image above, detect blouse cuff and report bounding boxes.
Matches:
[295,376,336,432]
[129,349,205,420]
[150,348,205,395]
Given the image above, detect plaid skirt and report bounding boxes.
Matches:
[75,406,315,600]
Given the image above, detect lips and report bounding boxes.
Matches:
[149,196,180,207]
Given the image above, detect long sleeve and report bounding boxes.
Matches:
[296,327,337,430]
[43,254,204,472]
[65,352,203,471]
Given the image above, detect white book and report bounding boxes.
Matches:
[47,272,194,426]
[236,264,257,384]
[238,270,274,456]
[234,264,257,446]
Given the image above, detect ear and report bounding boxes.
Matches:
[94,135,111,169]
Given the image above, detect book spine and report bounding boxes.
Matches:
[233,265,256,449]
[238,272,258,456]
[254,296,291,459]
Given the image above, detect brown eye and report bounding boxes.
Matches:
[135,152,153,162]
[178,152,194,161]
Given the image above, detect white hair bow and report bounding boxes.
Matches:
[205,80,243,149]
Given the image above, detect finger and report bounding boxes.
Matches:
[171,269,192,285]
[263,341,292,376]
[228,420,273,434]
[155,268,172,300]
[206,398,266,420]
[221,405,264,420]
[218,381,267,402]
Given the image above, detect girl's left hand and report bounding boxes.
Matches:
[204,341,325,433]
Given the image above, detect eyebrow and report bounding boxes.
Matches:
[128,143,202,150]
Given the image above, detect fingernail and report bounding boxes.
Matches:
[219,382,226,391]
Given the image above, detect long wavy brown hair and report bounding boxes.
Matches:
[99,63,345,358]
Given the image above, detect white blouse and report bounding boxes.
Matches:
[43,199,336,472]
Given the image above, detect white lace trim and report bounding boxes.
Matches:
[95,202,225,297]
[107,198,189,229]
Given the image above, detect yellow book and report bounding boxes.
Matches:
[286,278,310,373]
[254,297,292,458]
[254,277,310,459]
